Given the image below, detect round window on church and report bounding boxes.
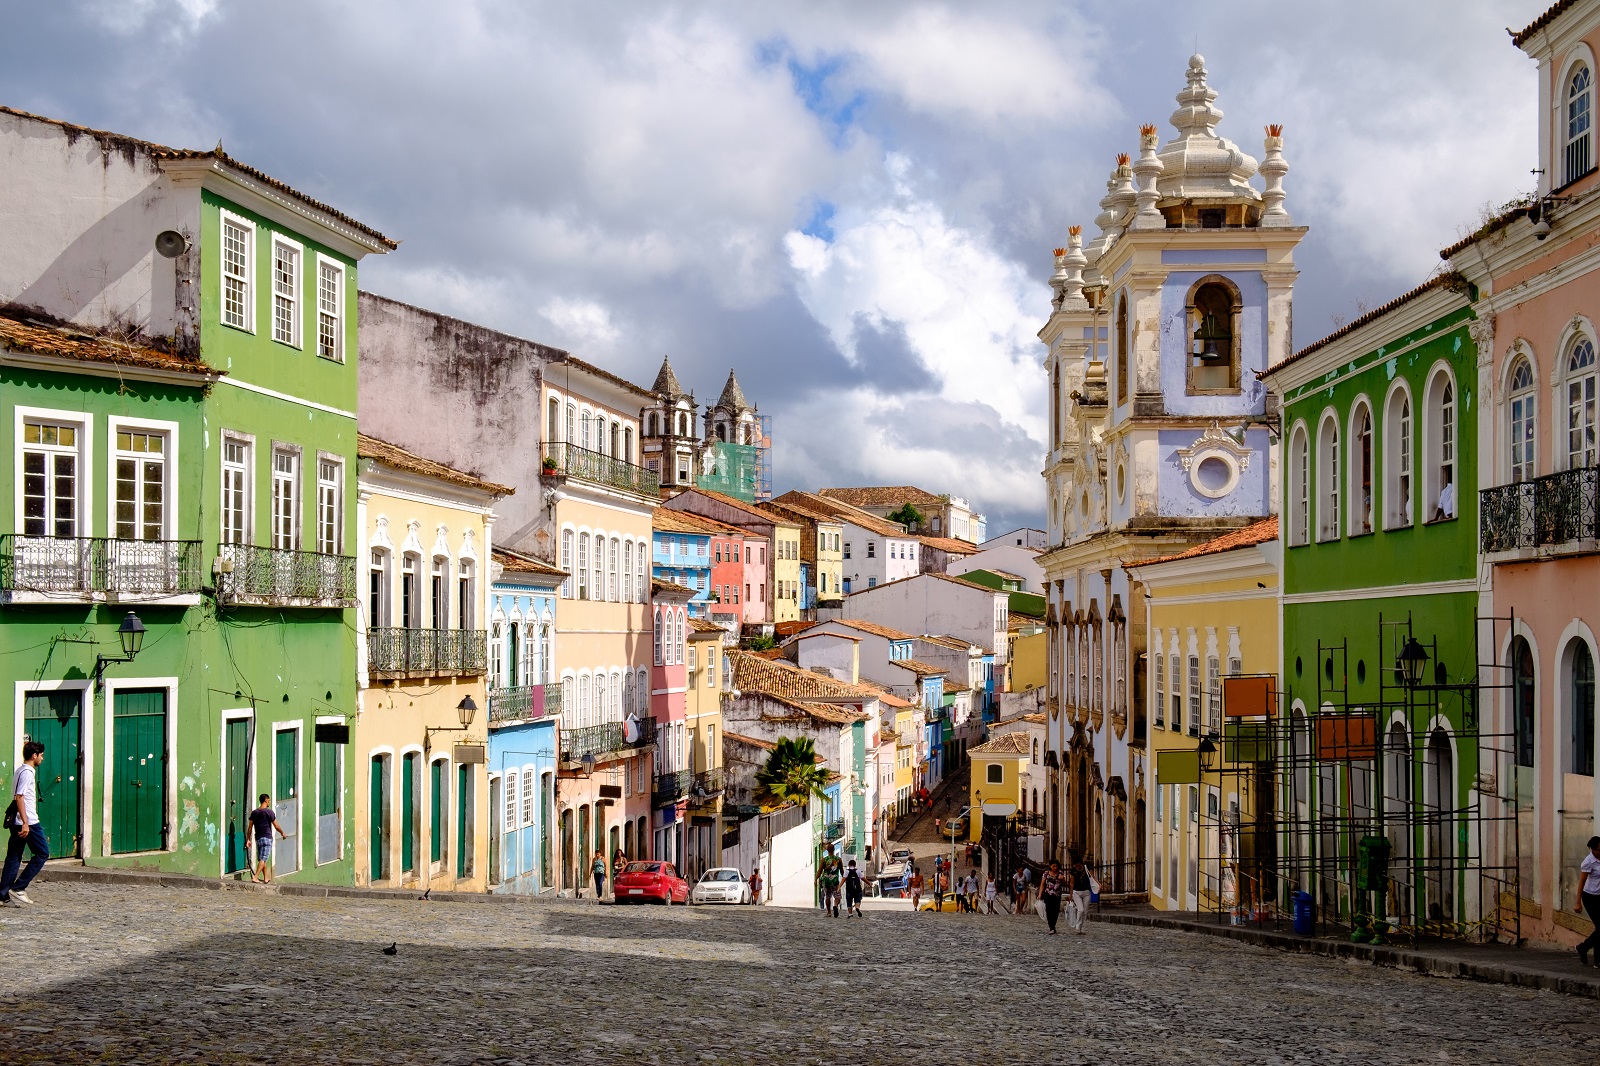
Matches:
[1189,452,1240,500]
[1115,462,1127,503]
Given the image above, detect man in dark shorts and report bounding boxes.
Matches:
[248,794,287,883]
[842,859,865,918]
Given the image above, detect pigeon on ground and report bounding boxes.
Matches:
[419,888,430,901]
[382,942,398,956]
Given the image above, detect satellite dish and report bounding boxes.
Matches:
[154,230,189,259]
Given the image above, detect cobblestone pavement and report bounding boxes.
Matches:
[0,881,1583,1065]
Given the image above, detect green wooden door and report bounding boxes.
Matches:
[23,690,80,856]
[224,718,250,874]
[401,753,417,873]
[317,741,340,865]
[368,754,385,880]
[430,759,443,865]
[456,764,469,879]
[274,729,300,875]
[112,689,168,854]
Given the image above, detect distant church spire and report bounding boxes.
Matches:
[653,356,685,398]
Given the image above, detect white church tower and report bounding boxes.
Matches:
[1039,55,1304,871]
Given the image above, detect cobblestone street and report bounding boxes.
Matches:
[0,882,1582,1065]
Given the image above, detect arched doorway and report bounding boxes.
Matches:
[560,807,575,894]
[1422,727,1455,924]
[1384,722,1413,927]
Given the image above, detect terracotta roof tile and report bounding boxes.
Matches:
[731,652,878,715]
[825,618,916,641]
[894,659,948,678]
[491,548,567,578]
[918,535,978,555]
[771,490,910,538]
[676,488,800,529]
[552,354,655,399]
[0,311,221,378]
[650,579,697,598]
[969,732,1031,755]
[1126,517,1279,570]
[358,434,514,495]
[917,634,975,652]
[1268,277,1461,374]
[652,507,750,538]
[819,485,946,509]
[688,617,727,636]
[1512,0,1578,46]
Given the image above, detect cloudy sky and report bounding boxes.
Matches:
[4,1,1540,533]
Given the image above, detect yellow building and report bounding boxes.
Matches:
[354,435,512,891]
[684,617,728,877]
[1009,626,1047,693]
[966,732,1031,842]
[1127,518,1278,915]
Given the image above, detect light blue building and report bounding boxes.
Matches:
[487,549,564,894]
[652,509,714,616]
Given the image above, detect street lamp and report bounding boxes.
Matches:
[1396,637,1429,689]
[94,611,144,688]
[426,694,479,752]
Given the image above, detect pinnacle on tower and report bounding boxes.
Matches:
[652,356,685,398]
[717,370,750,412]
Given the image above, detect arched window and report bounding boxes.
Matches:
[1186,279,1240,393]
[548,397,560,442]
[580,411,593,451]
[1509,358,1537,483]
[1385,387,1413,528]
[1351,401,1374,534]
[623,426,633,462]
[489,621,505,689]
[1288,424,1309,545]
[635,542,647,603]
[590,531,604,600]
[1568,64,1593,184]
[1317,413,1340,541]
[1425,371,1456,521]
[1512,635,1535,769]
[1115,292,1129,403]
[576,534,590,599]
[1571,639,1596,777]
[636,668,649,713]
[1051,366,1061,446]
[1567,336,1597,469]
[539,623,552,683]
[594,417,607,455]
[565,402,576,445]
[507,621,521,685]
[522,623,535,686]
[654,609,664,666]
[560,530,575,599]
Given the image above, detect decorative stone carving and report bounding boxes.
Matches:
[1175,421,1254,499]
[1131,125,1165,230]
[1156,54,1260,204]
[1259,125,1292,227]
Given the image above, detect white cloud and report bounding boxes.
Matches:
[540,297,622,351]
[83,0,216,37]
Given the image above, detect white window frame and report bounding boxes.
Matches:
[1383,383,1413,529]
[1348,399,1374,536]
[220,430,254,546]
[1287,422,1309,546]
[220,210,256,333]
[1316,410,1340,542]
[1508,355,1537,484]
[16,406,91,540]
[271,235,304,348]
[315,453,343,555]
[1423,365,1457,521]
[1565,333,1597,471]
[315,254,346,362]
[107,416,179,542]
[1566,60,1594,185]
[270,444,302,551]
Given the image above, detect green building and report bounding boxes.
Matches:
[0,107,393,882]
[1263,276,1488,935]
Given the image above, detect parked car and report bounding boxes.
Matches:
[614,861,690,905]
[941,816,967,838]
[690,867,750,905]
[889,847,914,865]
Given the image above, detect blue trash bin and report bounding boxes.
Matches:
[1291,891,1314,936]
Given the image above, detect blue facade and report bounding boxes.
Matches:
[487,574,560,894]
[653,529,713,615]
[981,655,996,721]
[800,562,813,611]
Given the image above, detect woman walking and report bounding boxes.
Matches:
[1067,856,1093,934]
[1039,862,1063,934]
[591,853,608,900]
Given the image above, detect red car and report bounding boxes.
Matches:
[614,861,690,905]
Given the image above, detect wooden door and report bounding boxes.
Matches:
[23,690,81,857]
[112,689,167,854]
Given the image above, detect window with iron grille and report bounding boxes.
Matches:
[1568,65,1593,184]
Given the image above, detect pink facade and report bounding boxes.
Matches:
[1450,1,1600,948]
[650,586,693,867]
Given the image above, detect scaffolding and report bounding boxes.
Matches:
[1185,614,1523,945]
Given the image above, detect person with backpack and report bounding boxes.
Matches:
[843,859,865,917]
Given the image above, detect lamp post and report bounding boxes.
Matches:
[93,611,145,689]
[425,694,479,753]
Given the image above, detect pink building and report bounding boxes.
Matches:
[1448,0,1600,949]
[650,582,695,867]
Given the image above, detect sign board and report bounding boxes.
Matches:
[453,743,485,765]
[599,784,623,799]
[1156,748,1202,785]
[1315,714,1378,761]
[981,801,1017,816]
[313,722,349,745]
[1223,675,1273,718]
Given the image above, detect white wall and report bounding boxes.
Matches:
[846,575,1008,665]
[766,816,817,907]
[948,544,1046,592]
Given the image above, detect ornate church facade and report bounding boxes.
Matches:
[641,359,767,501]
[1039,56,1304,873]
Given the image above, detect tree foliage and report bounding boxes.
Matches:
[755,736,830,810]
[887,503,925,528]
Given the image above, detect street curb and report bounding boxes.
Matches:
[33,862,554,906]
[1092,909,1600,1000]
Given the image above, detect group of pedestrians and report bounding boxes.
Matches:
[1037,856,1095,936]
[817,844,864,917]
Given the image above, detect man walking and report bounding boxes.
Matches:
[1577,835,1600,965]
[748,866,763,905]
[933,868,946,911]
[818,843,843,917]
[0,741,47,907]
[962,869,979,913]
[1039,861,1063,934]
[247,794,287,884]
[908,864,924,911]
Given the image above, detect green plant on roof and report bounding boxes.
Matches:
[887,503,925,528]
[755,736,830,810]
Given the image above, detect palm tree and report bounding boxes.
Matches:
[755,736,830,812]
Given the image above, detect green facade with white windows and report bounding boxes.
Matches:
[0,111,390,883]
[1264,279,1485,932]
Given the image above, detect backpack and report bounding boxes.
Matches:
[845,867,862,891]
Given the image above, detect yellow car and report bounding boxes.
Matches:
[919,896,972,913]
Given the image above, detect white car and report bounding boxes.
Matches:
[690,867,751,905]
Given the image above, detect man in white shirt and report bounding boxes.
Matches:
[1,741,48,906]
[1576,834,1600,966]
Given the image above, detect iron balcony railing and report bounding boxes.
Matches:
[561,716,657,764]
[653,769,692,807]
[541,442,660,499]
[0,536,202,597]
[488,682,564,725]
[823,818,846,842]
[367,628,487,677]
[219,543,357,605]
[1481,466,1600,552]
[688,767,726,805]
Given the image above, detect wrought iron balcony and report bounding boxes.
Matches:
[541,442,660,499]
[367,628,487,679]
[488,682,563,725]
[653,768,692,807]
[823,818,846,843]
[1481,467,1599,553]
[0,536,202,600]
[561,715,657,765]
[218,543,357,606]
[688,767,726,805]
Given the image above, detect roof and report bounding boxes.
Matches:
[653,508,741,537]
[652,356,685,397]
[825,618,916,642]
[1512,0,1578,46]
[730,652,879,715]
[1127,516,1279,570]
[1009,614,1046,633]
[918,634,975,652]
[0,311,221,379]
[688,617,726,637]
[758,692,865,725]
[491,548,568,578]
[1439,204,1531,261]
[716,370,751,411]
[357,434,514,496]
[722,733,824,762]
[893,659,948,678]
[846,570,1001,599]
[0,107,397,251]
[651,579,697,598]
[674,489,797,529]
[771,490,910,538]
[1269,277,1456,374]
[552,354,654,400]
[995,712,1047,727]
[819,486,946,510]
[918,536,979,555]
[773,620,817,639]
[969,732,1032,756]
